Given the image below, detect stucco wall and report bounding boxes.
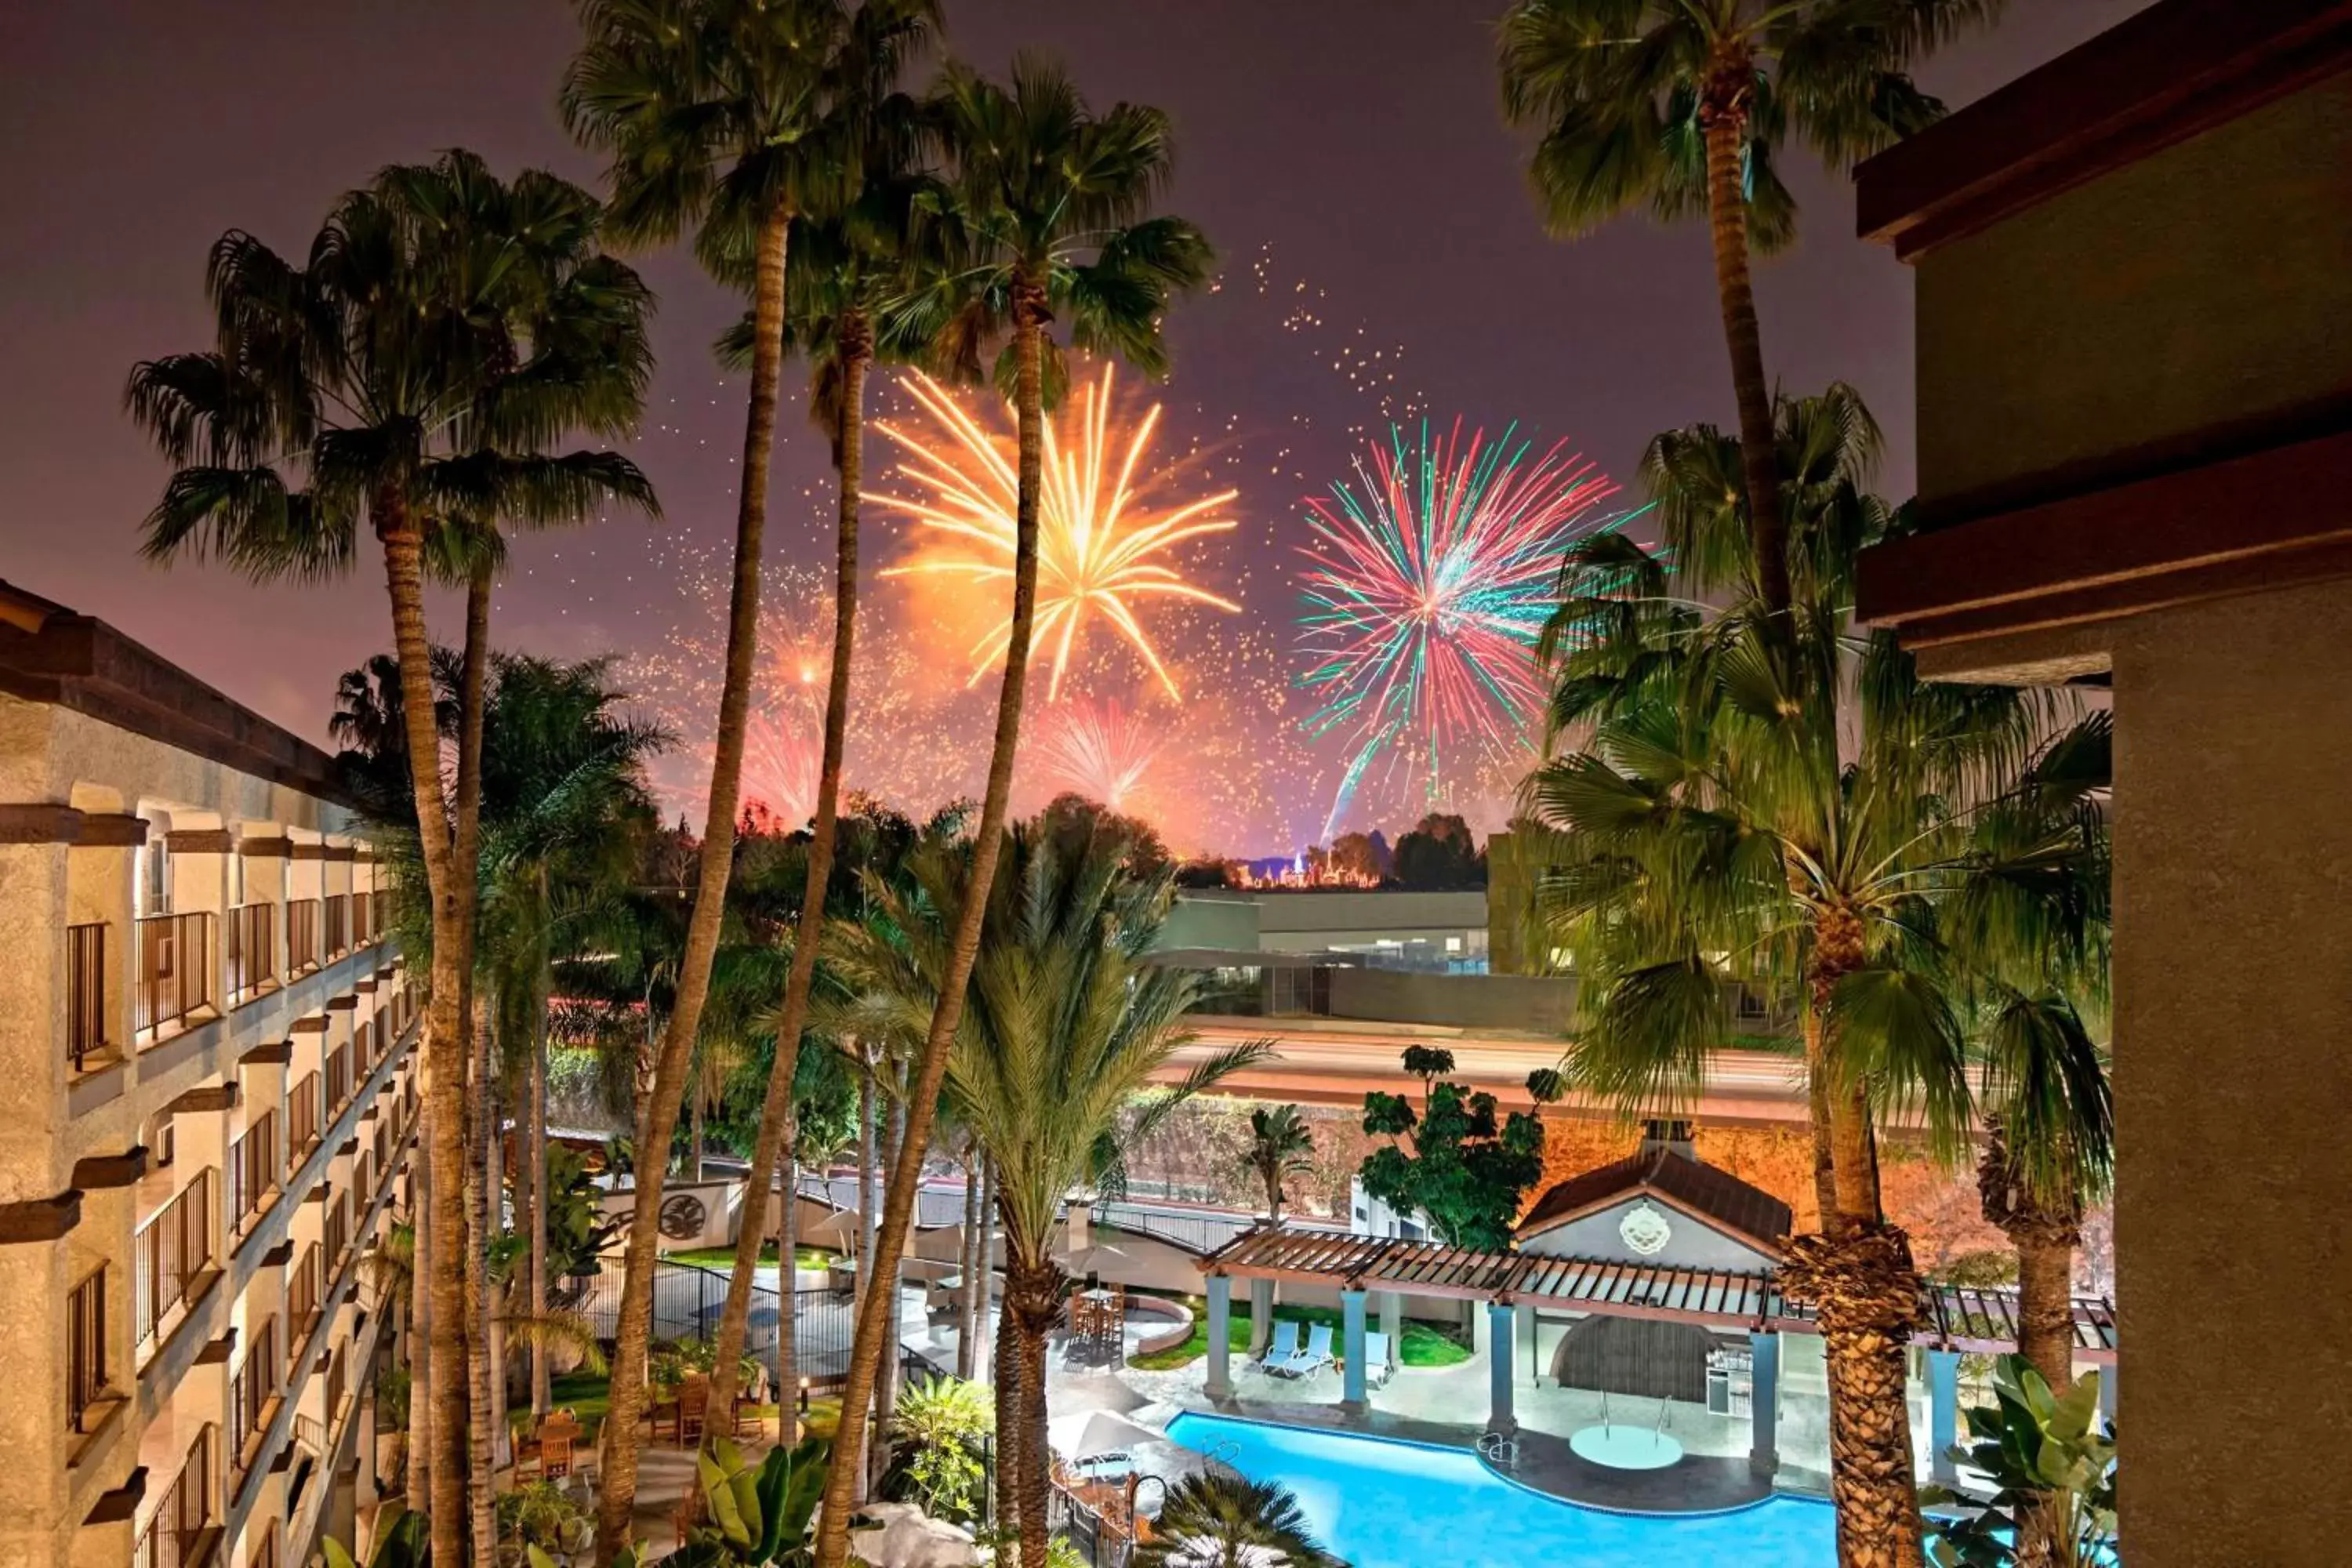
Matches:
[2106,578,2352,1563]
[1326,967,1579,1033]
[1914,75,2352,512]
[1519,1196,1780,1272]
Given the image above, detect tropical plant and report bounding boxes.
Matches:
[678,1437,833,1568]
[1922,1358,2116,1568]
[811,57,1214,1568]
[820,825,1265,1567]
[1525,387,2107,1565]
[132,151,656,1559]
[1245,1105,1317,1224]
[545,1145,625,1281]
[887,1374,995,1522]
[497,1483,597,1568]
[326,1509,432,1568]
[1133,1473,1346,1568]
[1358,1048,1548,1252]
[1497,0,2001,614]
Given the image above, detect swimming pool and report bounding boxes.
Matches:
[1164,1413,1836,1567]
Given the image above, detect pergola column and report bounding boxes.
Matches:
[1205,1274,1234,1402]
[2099,1363,2117,1429]
[1249,1277,1275,1356]
[1341,1287,1369,1414]
[1379,1288,1402,1349]
[1749,1330,1780,1478]
[1486,1301,1516,1436]
[1928,1347,1962,1486]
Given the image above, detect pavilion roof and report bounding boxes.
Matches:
[1203,1223,2116,1361]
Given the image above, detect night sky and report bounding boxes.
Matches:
[2,1,2150,854]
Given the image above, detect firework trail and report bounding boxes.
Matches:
[868,366,1243,699]
[1035,699,1163,811]
[1298,419,1624,837]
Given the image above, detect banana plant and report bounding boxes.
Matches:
[1922,1356,2118,1567]
[668,1436,832,1567]
[325,1510,430,1568]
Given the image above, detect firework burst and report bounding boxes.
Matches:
[868,365,1243,699]
[1035,699,1163,811]
[1298,419,1623,836]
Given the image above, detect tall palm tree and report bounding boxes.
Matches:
[1135,1473,1346,1568]
[1525,389,2102,1566]
[822,826,1265,1567]
[1246,1105,1316,1225]
[703,140,948,1423]
[1497,0,1999,615]
[128,154,654,1563]
[562,5,933,1548]
[812,64,1214,1566]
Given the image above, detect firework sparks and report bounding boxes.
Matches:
[869,365,1243,699]
[1298,419,1623,836]
[1036,699,1162,811]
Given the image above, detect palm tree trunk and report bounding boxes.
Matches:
[466,1000,497,1564]
[869,1081,909,1498]
[707,341,869,1425]
[810,281,1048,1568]
[1802,1009,1838,1232]
[691,1091,706,1184]
[857,1069,877,1287]
[376,495,472,1568]
[593,203,790,1568]
[956,1152,982,1381]
[529,959,550,1417]
[975,1160,996,1382]
[778,1155,800,1436]
[2015,1232,2077,1395]
[1004,1255,1062,1568]
[1700,63,1791,616]
[991,1288,1019,1539]
[407,1152,431,1508]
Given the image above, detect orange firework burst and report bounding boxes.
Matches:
[868,365,1241,699]
[1036,699,1162,811]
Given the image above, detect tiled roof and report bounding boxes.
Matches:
[1515,1146,1794,1257]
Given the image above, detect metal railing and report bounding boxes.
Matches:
[289,1072,321,1157]
[229,1316,277,1476]
[289,1241,321,1347]
[69,1265,107,1432]
[370,890,390,940]
[323,1196,349,1271]
[67,921,109,1070]
[322,894,349,959]
[224,902,276,1007]
[350,892,370,949]
[583,1260,858,1382]
[132,1423,216,1568]
[229,1110,278,1233]
[324,1044,351,1117]
[286,898,319,972]
[135,1168,215,1348]
[136,911,213,1039]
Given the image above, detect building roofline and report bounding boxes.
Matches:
[0,578,362,811]
[1856,0,2352,260]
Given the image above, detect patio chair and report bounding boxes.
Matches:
[1362,1330,1395,1389]
[1255,1320,1301,1373]
[677,1376,710,1446]
[1273,1323,1334,1379]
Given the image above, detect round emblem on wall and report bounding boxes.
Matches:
[659,1192,708,1240]
[1619,1201,1672,1257]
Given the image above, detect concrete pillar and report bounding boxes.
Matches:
[1749,1330,1780,1478]
[1928,1348,1962,1486]
[1341,1288,1369,1414]
[1378,1288,1402,1350]
[1205,1275,1233,1402]
[1486,1301,1515,1436]
[1248,1277,1275,1356]
[1515,1302,1537,1384]
[2098,1363,2117,1429]
[1063,1196,1091,1256]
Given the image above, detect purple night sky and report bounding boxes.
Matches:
[1,1,2150,854]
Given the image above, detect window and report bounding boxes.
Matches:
[140,837,172,917]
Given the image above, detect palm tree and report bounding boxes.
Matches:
[1526,389,2103,1566]
[1497,0,1999,615]
[1246,1105,1316,1225]
[1135,1473,1346,1568]
[823,826,1265,1566]
[562,4,935,1548]
[128,154,654,1563]
[812,63,1214,1566]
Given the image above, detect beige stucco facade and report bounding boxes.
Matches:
[0,670,420,1568]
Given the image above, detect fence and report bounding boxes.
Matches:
[132,1422,216,1568]
[584,1260,861,1385]
[289,1072,321,1157]
[323,894,349,958]
[135,1169,215,1348]
[67,921,107,1069]
[68,1265,107,1432]
[225,902,275,1006]
[136,911,212,1038]
[286,898,319,971]
[229,1111,277,1234]
[795,1171,970,1230]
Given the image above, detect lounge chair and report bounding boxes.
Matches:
[1272,1323,1334,1379]
[1363,1330,1395,1389]
[1255,1320,1301,1374]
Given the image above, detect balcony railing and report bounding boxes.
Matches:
[323,1196,349,1271]
[289,1071,321,1157]
[288,1241,321,1348]
[224,902,276,1007]
[229,1316,277,1477]
[136,911,213,1040]
[68,1265,107,1432]
[67,921,109,1070]
[285,898,319,972]
[370,890,390,941]
[134,1168,216,1349]
[325,1044,351,1118]
[133,1423,216,1568]
[228,1111,277,1234]
[323,894,349,959]
[350,892,370,950]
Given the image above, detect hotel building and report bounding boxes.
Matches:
[0,581,421,1568]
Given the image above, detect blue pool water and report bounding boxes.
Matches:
[1165,1413,1837,1567]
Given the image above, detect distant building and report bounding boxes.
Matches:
[0,581,419,1568]
[1158,887,1491,972]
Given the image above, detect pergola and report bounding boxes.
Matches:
[1198,1223,2118,1481]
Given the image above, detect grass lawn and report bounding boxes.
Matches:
[666,1243,835,1272]
[1127,1298,1470,1372]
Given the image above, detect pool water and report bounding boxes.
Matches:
[1165,1413,1837,1567]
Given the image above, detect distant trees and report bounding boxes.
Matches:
[1393,813,1484,889]
[1037,792,1171,878]
[1358,1047,1548,1250]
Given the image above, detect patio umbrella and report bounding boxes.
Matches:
[1048,1410,1164,1461]
[1058,1240,1133,1283]
[804,1207,862,1249]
